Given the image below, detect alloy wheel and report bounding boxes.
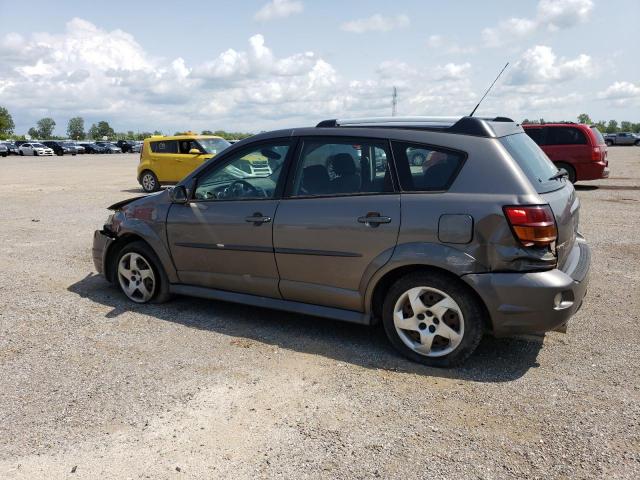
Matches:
[117,252,156,303]
[142,173,156,192]
[393,286,465,357]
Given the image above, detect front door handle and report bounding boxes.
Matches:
[357,212,392,227]
[245,213,272,224]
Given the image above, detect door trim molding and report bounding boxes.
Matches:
[173,242,273,253]
[275,247,362,258]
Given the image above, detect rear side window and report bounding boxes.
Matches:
[500,133,560,194]
[150,140,178,153]
[290,138,393,197]
[391,142,465,192]
[546,127,587,145]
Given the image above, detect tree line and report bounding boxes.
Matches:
[522,113,640,134]
[0,106,253,141]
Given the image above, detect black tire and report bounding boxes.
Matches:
[382,271,485,368]
[34,150,38,156]
[57,151,63,156]
[19,150,23,156]
[635,140,640,146]
[555,162,576,184]
[114,241,171,304]
[140,170,160,193]
[605,140,613,146]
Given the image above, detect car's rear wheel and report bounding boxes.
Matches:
[115,241,170,304]
[19,150,24,156]
[382,272,485,367]
[605,140,613,146]
[140,170,160,193]
[555,162,576,183]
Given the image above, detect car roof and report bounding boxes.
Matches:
[144,134,225,142]
[523,123,590,128]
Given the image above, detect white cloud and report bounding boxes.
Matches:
[537,0,594,30]
[6,18,462,133]
[425,35,475,55]
[597,81,640,100]
[254,0,303,22]
[482,0,593,47]
[506,45,592,85]
[341,14,409,33]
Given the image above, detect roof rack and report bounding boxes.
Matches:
[316,116,515,137]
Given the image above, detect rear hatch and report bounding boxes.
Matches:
[500,133,578,267]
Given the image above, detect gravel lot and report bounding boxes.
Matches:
[0,148,638,479]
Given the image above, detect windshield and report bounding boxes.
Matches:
[500,133,561,194]
[33,143,46,148]
[198,138,231,155]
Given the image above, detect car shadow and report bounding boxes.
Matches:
[574,185,599,191]
[67,273,544,383]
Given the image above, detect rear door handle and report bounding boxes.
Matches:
[357,213,392,227]
[245,213,272,224]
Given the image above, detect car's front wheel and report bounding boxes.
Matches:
[115,241,170,304]
[382,272,485,367]
[140,170,160,193]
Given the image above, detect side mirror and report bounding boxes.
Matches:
[189,148,202,155]
[169,185,188,204]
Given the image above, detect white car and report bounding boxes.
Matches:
[19,142,54,156]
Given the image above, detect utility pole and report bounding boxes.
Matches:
[391,86,398,117]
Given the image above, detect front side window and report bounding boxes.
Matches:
[392,142,465,192]
[194,141,290,201]
[291,139,393,197]
[150,140,178,154]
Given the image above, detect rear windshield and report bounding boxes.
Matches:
[500,133,561,194]
[590,126,605,145]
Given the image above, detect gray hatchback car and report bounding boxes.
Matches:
[93,116,590,367]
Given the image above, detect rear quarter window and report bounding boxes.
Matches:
[500,133,561,194]
[524,127,545,145]
[391,141,465,192]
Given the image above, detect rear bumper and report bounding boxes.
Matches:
[462,239,590,336]
[93,230,115,275]
[577,160,609,181]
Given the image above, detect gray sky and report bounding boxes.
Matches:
[0,0,638,135]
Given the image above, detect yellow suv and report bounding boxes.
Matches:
[138,133,232,192]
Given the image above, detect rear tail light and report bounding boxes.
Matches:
[592,146,602,161]
[503,205,557,247]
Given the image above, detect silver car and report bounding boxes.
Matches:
[92,116,590,367]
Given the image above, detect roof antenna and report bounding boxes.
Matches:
[469,62,509,117]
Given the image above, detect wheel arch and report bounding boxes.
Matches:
[367,263,492,332]
[104,233,151,283]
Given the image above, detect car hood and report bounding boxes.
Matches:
[107,190,168,211]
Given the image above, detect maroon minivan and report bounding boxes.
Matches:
[523,123,609,183]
